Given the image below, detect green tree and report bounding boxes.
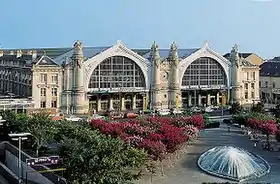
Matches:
[26,112,56,157]
[0,110,29,140]
[251,102,265,113]
[58,122,147,184]
[229,102,243,114]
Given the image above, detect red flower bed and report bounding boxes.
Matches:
[90,115,203,160]
[247,118,277,136]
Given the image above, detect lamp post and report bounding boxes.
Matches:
[221,89,227,117]
[8,132,31,184]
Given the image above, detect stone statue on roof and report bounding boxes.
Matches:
[230,44,240,67]
[169,42,179,67]
[150,41,161,67]
[74,40,83,52]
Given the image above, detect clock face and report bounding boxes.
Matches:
[161,72,168,82]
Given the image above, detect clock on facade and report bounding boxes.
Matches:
[160,72,169,82]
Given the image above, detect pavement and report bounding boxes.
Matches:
[136,122,280,184]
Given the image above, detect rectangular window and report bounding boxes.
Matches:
[52,88,57,96]
[251,91,255,99]
[245,83,248,89]
[259,81,261,88]
[273,82,276,88]
[40,88,46,96]
[245,92,248,99]
[252,72,255,80]
[251,83,255,89]
[51,100,57,108]
[40,101,46,108]
[265,81,268,88]
[40,74,47,83]
[51,74,58,84]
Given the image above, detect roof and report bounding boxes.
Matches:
[223,53,252,59]
[1,48,71,59]
[142,48,199,60]
[260,61,280,77]
[240,58,255,67]
[34,55,59,66]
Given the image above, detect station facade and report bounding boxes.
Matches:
[0,41,260,114]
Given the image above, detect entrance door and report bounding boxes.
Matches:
[125,94,132,110]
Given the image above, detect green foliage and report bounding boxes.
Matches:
[251,102,265,113]
[229,102,242,114]
[202,113,211,125]
[26,112,57,157]
[233,112,275,126]
[57,122,147,184]
[0,110,28,134]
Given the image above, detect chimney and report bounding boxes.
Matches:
[0,50,3,57]
[32,50,37,60]
[16,50,22,58]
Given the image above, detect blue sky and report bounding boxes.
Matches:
[0,0,278,58]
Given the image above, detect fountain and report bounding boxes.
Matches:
[197,146,270,182]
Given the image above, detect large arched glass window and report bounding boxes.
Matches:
[182,57,227,86]
[88,56,145,89]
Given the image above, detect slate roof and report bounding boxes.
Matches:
[260,61,280,77]
[142,48,199,60]
[1,48,71,59]
[34,55,58,66]
[240,58,255,67]
[223,52,252,59]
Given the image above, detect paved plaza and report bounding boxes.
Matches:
[137,121,280,184]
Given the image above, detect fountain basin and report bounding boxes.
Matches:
[197,146,270,182]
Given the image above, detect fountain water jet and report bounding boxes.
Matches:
[197,146,270,182]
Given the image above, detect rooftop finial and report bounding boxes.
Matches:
[203,40,209,48]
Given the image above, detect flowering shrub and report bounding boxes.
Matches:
[247,118,262,129]
[259,122,278,135]
[90,115,203,161]
[138,139,166,161]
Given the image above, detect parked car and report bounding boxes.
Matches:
[126,112,138,118]
[171,108,183,115]
[191,107,202,113]
[157,109,170,116]
[65,116,83,122]
[87,114,105,122]
[205,106,214,113]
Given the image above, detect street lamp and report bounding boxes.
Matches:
[9,132,31,184]
[221,89,227,117]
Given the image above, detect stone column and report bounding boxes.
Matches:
[97,97,101,112]
[207,94,211,106]
[188,93,192,107]
[132,94,137,110]
[121,96,125,111]
[109,97,113,110]
[198,94,202,106]
[216,93,220,105]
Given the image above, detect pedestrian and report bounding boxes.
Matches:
[228,125,231,132]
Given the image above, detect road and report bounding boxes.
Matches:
[136,122,280,184]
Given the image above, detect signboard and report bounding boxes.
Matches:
[26,156,59,166]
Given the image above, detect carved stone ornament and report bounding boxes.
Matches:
[74,40,83,52]
[231,44,240,68]
[169,42,179,67]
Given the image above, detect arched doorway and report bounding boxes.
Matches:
[125,94,132,110]
[100,95,109,111]
[136,94,143,110]
[89,95,98,113]
[181,57,227,107]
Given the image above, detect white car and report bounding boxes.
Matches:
[65,116,83,122]
[191,107,202,113]
[172,109,183,115]
[157,109,170,116]
[205,107,214,113]
[88,114,104,122]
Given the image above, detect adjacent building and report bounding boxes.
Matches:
[0,41,260,114]
[259,58,280,105]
